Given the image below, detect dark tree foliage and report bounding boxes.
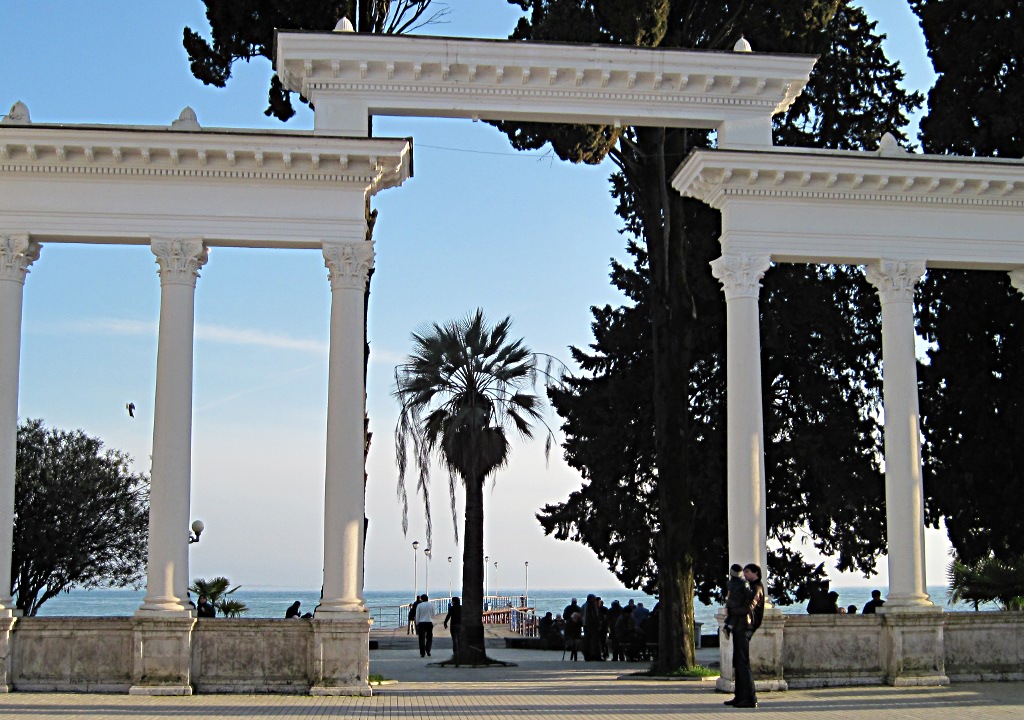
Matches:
[910,0,1024,565]
[13,419,149,616]
[518,0,919,670]
[184,1,445,120]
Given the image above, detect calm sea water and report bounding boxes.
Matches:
[33,585,965,630]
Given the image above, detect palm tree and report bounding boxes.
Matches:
[394,309,550,664]
[948,556,1024,611]
[189,576,249,617]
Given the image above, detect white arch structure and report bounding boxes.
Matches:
[0,26,1021,695]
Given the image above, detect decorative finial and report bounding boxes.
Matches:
[1,101,31,125]
[170,106,201,131]
[334,17,355,32]
[878,132,907,157]
[733,36,752,53]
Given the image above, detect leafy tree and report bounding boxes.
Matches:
[189,576,249,617]
[184,1,447,120]
[13,419,148,617]
[947,555,1024,611]
[909,0,1024,566]
[514,0,919,671]
[394,310,549,664]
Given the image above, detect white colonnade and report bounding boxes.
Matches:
[864,259,931,608]
[319,241,375,615]
[0,107,410,693]
[0,235,39,616]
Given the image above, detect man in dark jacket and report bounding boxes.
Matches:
[725,563,765,709]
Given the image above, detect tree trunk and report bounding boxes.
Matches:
[633,126,699,672]
[455,474,490,664]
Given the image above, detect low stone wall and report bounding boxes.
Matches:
[11,617,134,692]
[191,618,313,693]
[781,615,885,688]
[943,611,1024,682]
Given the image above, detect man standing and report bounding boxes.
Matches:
[415,594,435,657]
[443,597,463,655]
[725,563,765,709]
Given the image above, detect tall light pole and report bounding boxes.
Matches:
[447,556,453,599]
[494,561,499,600]
[484,555,489,598]
[524,561,529,607]
[424,547,432,595]
[412,540,420,598]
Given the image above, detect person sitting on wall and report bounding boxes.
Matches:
[197,594,216,618]
[863,589,886,614]
[285,601,302,619]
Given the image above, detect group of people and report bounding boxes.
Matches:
[806,582,886,615]
[407,594,464,658]
[723,562,765,710]
[535,595,660,662]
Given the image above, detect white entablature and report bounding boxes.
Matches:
[274,31,817,149]
[0,116,411,248]
[672,143,1024,269]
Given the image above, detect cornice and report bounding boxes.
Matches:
[673,148,1024,209]
[275,32,816,126]
[0,126,411,195]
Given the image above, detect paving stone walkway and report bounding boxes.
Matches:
[0,646,1020,719]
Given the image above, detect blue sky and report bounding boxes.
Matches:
[2,1,948,595]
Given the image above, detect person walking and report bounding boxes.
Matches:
[725,563,765,709]
[443,597,463,656]
[415,594,435,657]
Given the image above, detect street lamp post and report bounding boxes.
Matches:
[494,561,499,600]
[188,519,204,544]
[484,555,489,600]
[412,540,420,598]
[524,561,529,608]
[447,556,453,599]
[424,548,432,595]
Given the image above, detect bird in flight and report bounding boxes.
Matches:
[126,402,135,418]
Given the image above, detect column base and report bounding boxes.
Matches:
[882,605,949,687]
[135,595,194,617]
[314,600,369,616]
[131,617,195,693]
[128,684,193,696]
[0,615,15,692]
[310,617,372,697]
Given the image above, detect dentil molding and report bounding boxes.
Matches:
[151,238,209,287]
[864,259,926,305]
[0,120,411,195]
[275,32,816,135]
[0,234,41,283]
[710,254,772,300]
[323,242,374,290]
[673,147,1024,209]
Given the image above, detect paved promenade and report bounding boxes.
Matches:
[0,643,1020,719]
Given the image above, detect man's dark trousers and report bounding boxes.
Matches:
[732,627,758,705]
[417,622,433,657]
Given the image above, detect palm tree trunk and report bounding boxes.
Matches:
[456,474,489,664]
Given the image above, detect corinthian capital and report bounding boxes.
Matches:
[323,241,375,290]
[1010,269,1024,298]
[151,238,208,287]
[864,259,926,305]
[0,234,41,283]
[710,254,772,300]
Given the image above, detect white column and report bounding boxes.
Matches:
[710,253,772,571]
[864,259,932,609]
[0,234,40,615]
[318,241,374,615]
[137,238,208,616]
